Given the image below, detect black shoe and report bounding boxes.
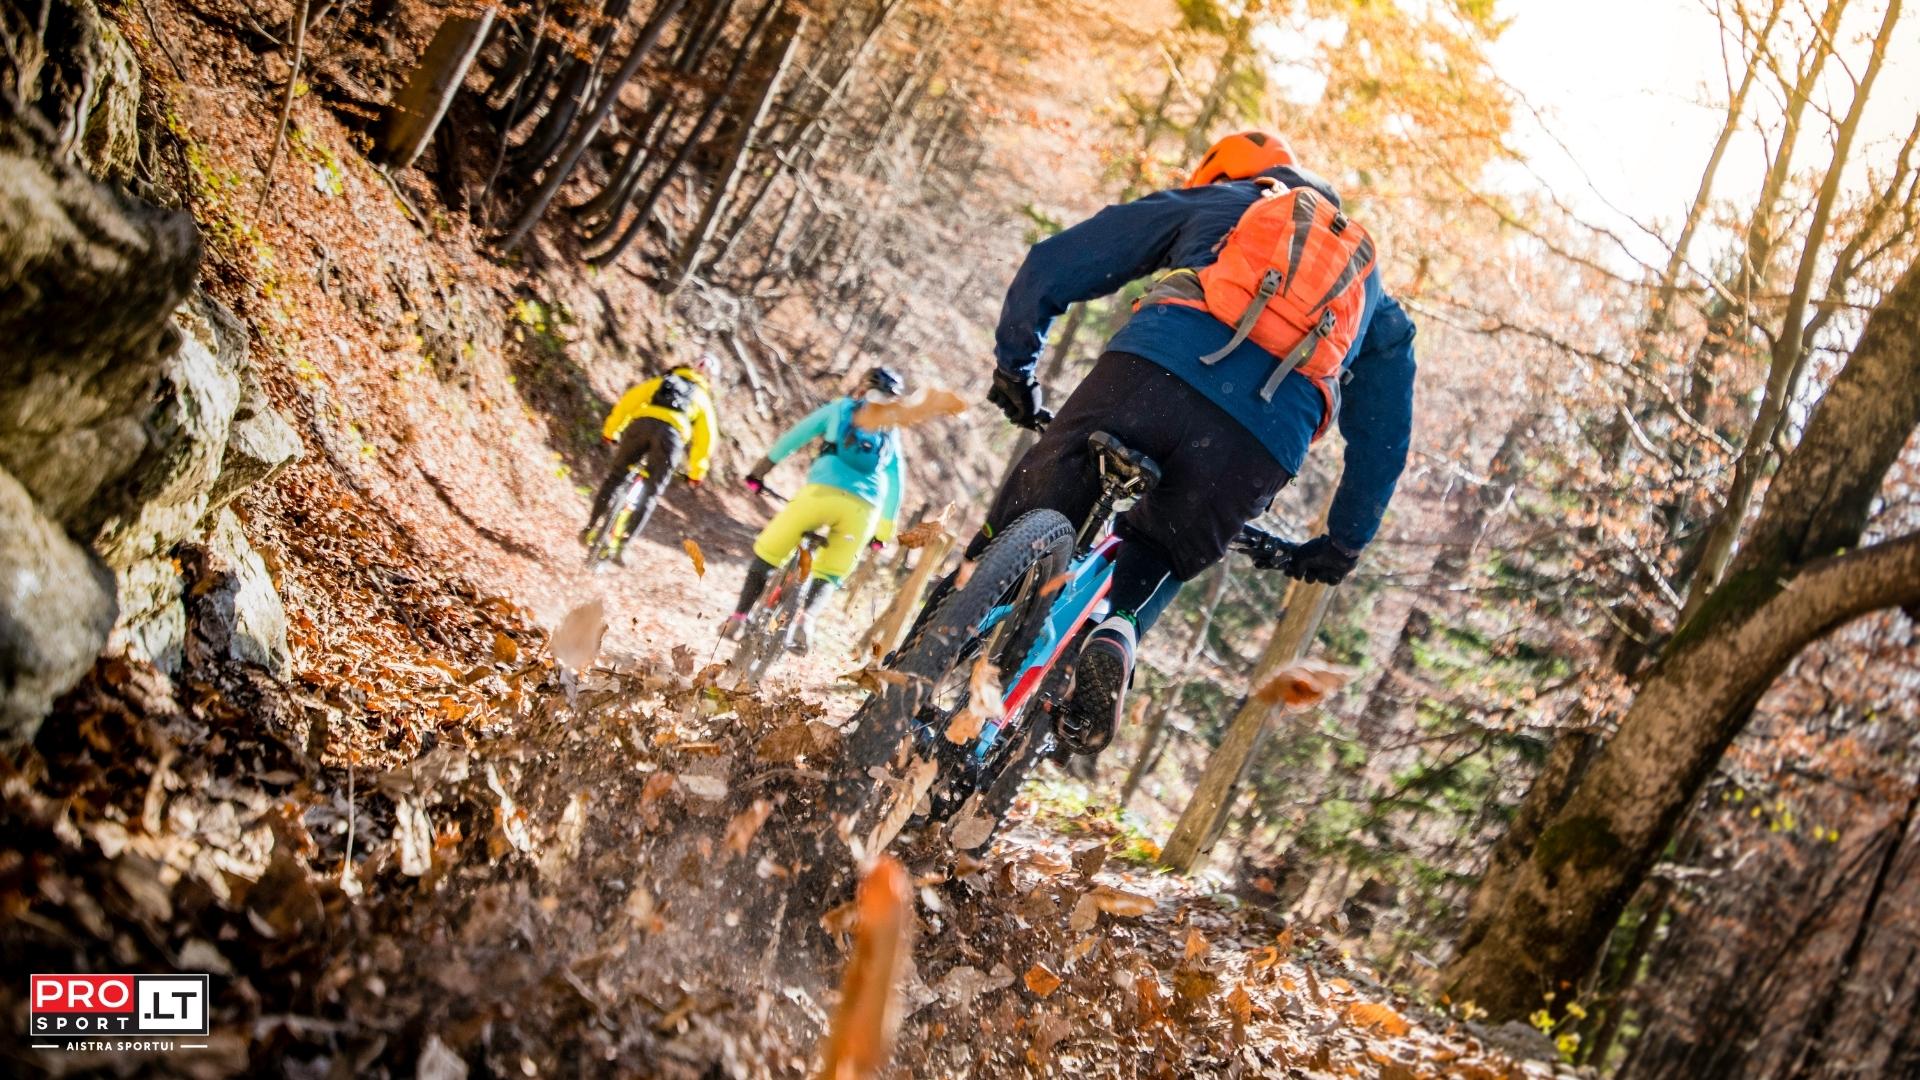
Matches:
[1060,616,1134,754]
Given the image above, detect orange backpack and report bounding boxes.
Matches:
[1149,179,1375,430]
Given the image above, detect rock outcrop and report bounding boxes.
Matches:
[0,1,303,745]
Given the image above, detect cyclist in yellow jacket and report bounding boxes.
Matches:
[582,355,720,555]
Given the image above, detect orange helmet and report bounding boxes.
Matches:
[1184,131,1296,188]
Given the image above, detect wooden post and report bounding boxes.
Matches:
[858,534,951,660]
[1159,577,1335,873]
[376,10,497,169]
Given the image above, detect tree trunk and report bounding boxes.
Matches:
[1160,578,1337,872]
[1442,256,1920,1020]
[497,0,689,253]
[1784,783,1919,1076]
[585,0,779,267]
[375,8,497,169]
[1680,0,1904,620]
[1646,0,1783,329]
[666,5,806,287]
[1119,693,1171,807]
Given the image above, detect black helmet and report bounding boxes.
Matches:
[863,366,905,398]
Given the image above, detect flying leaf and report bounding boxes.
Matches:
[395,796,432,876]
[1184,926,1210,960]
[852,387,968,430]
[671,643,696,676]
[1089,884,1156,918]
[551,598,607,672]
[678,774,728,800]
[1252,660,1354,710]
[817,856,912,1079]
[1228,983,1254,1028]
[1024,963,1064,998]
[797,544,814,580]
[944,656,1004,744]
[1068,891,1100,933]
[840,665,912,695]
[895,519,949,549]
[683,538,707,577]
[724,798,775,857]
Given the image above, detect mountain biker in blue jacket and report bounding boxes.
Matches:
[982,131,1418,754]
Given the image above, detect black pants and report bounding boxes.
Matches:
[588,417,685,536]
[978,352,1291,624]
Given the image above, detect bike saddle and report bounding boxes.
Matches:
[1087,432,1162,493]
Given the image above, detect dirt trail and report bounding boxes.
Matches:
[10,617,1573,1079]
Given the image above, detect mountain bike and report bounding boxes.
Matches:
[831,429,1299,861]
[584,464,669,568]
[727,501,826,684]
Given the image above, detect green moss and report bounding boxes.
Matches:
[1664,562,1784,655]
[1535,814,1625,873]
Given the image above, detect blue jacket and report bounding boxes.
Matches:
[993,166,1418,550]
[766,396,906,528]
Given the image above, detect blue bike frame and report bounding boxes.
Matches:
[967,533,1124,762]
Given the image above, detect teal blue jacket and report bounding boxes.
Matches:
[767,397,906,526]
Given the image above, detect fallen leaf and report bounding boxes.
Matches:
[1024,963,1064,998]
[491,631,519,664]
[1252,660,1354,711]
[625,887,664,933]
[683,538,706,577]
[552,598,607,672]
[756,721,840,762]
[724,799,775,857]
[852,387,969,430]
[934,963,1015,1007]
[948,804,995,851]
[1071,842,1108,880]
[417,1034,468,1080]
[537,792,589,880]
[1253,946,1281,971]
[1348,1001,1411,1037]
[1135,968,1167,1030]
[642,772,675,806]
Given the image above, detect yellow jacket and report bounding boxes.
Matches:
[603,368,720,481]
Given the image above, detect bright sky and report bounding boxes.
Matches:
[1489,0,1920,270]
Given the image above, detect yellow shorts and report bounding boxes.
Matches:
[752,484,880,582]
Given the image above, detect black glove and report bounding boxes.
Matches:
[988,368,1051,431]
[1284,535,1360,585]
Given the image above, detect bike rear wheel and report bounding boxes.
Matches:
[729,558,806,684]
[586,472,659,566]
[832,509,1074,861]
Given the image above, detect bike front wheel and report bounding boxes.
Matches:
[831,509,1075,862]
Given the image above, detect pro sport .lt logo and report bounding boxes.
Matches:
[29,975,211,1049]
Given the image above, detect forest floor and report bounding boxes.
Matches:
[4,3,1573,1076]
